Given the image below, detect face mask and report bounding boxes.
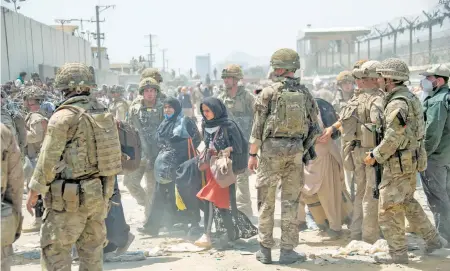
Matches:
[164,113,174,119]
[421,78,433,92]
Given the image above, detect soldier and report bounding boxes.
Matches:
[332,70,355,113]
[419,64,450,243]
[109,85,130,121]
[320,60,384,243]
[363,58,447,264]
[26,63,122,270]
[248,48,321,264]
[1,123,25,271]
[126,77,164,221]
[21,86,49,233]
[218,64,255,217]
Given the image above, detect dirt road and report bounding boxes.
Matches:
[12,174,450,271]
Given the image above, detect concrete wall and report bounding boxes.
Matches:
[1,7,92,82]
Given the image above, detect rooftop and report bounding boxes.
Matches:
[297,27,371,40]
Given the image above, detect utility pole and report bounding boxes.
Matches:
[161,48,167,71]
[145,34,156,68]
[92,5,115,70]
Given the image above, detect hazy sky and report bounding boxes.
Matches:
[4,0,438,71]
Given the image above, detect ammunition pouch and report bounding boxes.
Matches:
[46,180,80,212]
[1,201,21,247]
[360,123,377,148]
[388,150,416,176]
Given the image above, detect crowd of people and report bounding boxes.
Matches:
[1,48,450,270]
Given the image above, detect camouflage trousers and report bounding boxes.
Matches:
[379,165,439,256]
[122,159,156,217]
[41,179,108,271]
[350,146,380,243]
[256,153,303,250]
[236,170,253,217]
[1,245,12,271]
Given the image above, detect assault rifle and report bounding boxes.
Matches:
[372,116,384,199]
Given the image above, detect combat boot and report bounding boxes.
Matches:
[374,252,408,264]
[279,249,307,265]
[425,235,448,254]
[255,244,272,264]
[22,217,42,233]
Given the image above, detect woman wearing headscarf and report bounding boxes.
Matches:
[139,97,201,236]
[194,97,257,248]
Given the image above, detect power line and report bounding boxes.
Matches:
[144,34,156,68]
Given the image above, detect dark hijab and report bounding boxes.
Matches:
[156,97,182,140]
[200,97,247,154]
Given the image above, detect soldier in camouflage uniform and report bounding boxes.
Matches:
[218,64,255,217]
[320,61,384,243]
[126,77,164,220]
[21,86,49,233]
[363,58,447,264]
[332,70,355,113]
[26,63,122,270]
[248,48,321,265]
[1,123,25,271]
[109,85,129,121]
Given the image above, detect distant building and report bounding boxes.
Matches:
[296,27,370,76]
[195,54,211,80]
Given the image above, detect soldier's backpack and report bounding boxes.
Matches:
[56,105,123,177]
[268,81,309,138]
[116,120,141,173]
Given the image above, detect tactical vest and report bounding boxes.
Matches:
[55,105,123,179]
[220,89,253,137]
[385,87,427,171]
[137,101,163,159]
[263,81,309,139]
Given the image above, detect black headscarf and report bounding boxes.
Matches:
[156,97,182,140]
[200,97,247,156]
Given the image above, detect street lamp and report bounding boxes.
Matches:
[4,0,26,12]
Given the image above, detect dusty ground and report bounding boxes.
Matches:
[11,175,450,271]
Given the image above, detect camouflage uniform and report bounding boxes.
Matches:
[218,64,255,217]
[251,49,321,264]
[28,63,122,270]
[22,86,49,233]
[1,124,25,271]
[371,58,445,263]
[340,61,384,243]
[109,85,130,122]
[125,77,164,215]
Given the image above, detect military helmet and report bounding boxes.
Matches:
[110,85,125,93]
[23,85,46,101]
[353,60,380,79]
[139,77,160,95]
[270,48,300,70]
[376,58,409,81]
[221,64,243,79]
[336,71,354,83]
[54,63,95,91]
[140,68,163,83]
[353,59,368,69]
